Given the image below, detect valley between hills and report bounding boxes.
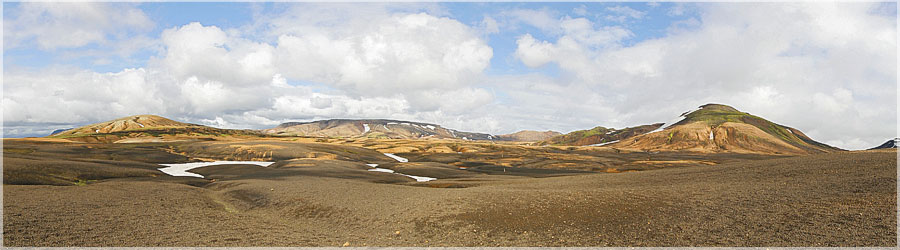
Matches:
[3,103,896,246]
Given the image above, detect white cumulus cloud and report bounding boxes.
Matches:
[510,2,896,149]
[3,2,153,50]
[272,12,492,97]
[3,3,894,150]
[3,6,498,135]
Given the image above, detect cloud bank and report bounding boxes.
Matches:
[2,2,895,150]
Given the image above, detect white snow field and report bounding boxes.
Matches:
[364,163,436,182]
[158,161,275,178]
[648,108,699,134]
[383,153,409,163]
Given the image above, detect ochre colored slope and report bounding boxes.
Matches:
[607,104,841,155]
[264,119,493,140]
[537,124,662,146]
[496,130,562,142]
[51,115,199,137]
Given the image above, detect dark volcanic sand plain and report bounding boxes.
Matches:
[2,138,896,247]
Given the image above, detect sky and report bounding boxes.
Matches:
[2,2,897,150]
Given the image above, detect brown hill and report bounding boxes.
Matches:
[263,119,493,140]
[869,138,899,150]
[536,124,662,146]
[607,104,842,155]
[48,115,263,142]
[50,115,199,136]
[495,130,562,142]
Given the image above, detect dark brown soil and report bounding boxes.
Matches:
[454,151,897,246]
[3,139,896,247]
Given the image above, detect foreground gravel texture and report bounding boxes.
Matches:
[3,143,895,246]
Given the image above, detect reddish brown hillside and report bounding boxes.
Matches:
[608,104,841,155]
[495,130,562,141]
[51,115,199,137]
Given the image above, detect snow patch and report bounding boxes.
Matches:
[387,122,399,125]
[383,153,409,163]
[368,168,394,173]
[367,168,436,182]
[158,161,275,178]
[383,124,390,131]
[424,125,436,130]
[363,124,370,133]
[366,158,434,182]
[94,129,99,133]
[588,140,620,147]
[648,107,700,134]
[136,122,145,128]
[403,174,437,182]
[709,130,714,140]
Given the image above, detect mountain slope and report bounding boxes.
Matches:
[869,138,899,149]
[495,130,562,142]
[50,115,200,137]
[48,115,263,142]
[608,104,842,155]
[264,119,494,140]
[537,124,662,146]
[48,128,74,136]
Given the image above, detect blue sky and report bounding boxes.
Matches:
[2,2,896,150]
[4,2,696,74]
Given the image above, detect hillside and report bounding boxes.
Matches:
[537,124,662,146]
[263,119,494,140]
[607,104,842,155]
[495,130,562,142]
[51,115,198,136]
[47,128,73,136]
[869,138,898,149]
[48,115,263,142]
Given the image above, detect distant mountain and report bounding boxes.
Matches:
[48,128,74,136]
[869,138,899,149]
[50,115,200,137]
[609,104,842,155]
[48,115,262,142]
[264,119,494,140]
[536,124,661,146]
[495,130,562,142]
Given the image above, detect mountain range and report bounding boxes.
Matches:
[48,115,262,143]
[595,104,842,154]
[494,130,562,142]
[869,138,899,149]
[262,119,494,140]
[47,103,852,154]
[535,124,661,146]
[50,115,199,137]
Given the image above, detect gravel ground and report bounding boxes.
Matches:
[3,146,895,246]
